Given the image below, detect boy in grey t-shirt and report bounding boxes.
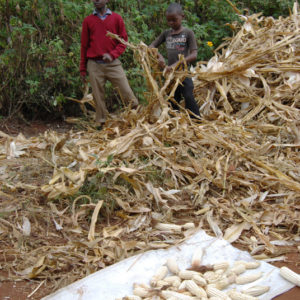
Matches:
[149,3,200,117]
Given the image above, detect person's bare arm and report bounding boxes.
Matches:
[166,49,197,72]
[184,49,197,64]
[149,44,166,69]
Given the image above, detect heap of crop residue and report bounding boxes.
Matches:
[0,4,299,293]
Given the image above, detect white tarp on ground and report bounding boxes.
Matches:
[43,230,294,300]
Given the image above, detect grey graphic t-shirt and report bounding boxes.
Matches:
[151,28,198,66]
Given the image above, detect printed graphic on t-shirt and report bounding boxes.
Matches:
[166,34,187,52]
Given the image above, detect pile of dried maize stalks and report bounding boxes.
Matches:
[0,2,299,293]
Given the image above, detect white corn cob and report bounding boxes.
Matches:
[207,283,218,289]
[133,287,150,297]
[234,261,261,270]
[161,290,196,300]
[212,277,232,290]
[244,261,261,270]
[279,266,300,286]
[182,222,195,230]
[213,262,229,271]
[192,274,207,287]
[185,280,207,297]
[179,270,201,280]
[166,257,180,274]
[123,296,142,300]
[230,264,246,275]
[242,285,270,296]
[215,269,226,276]
[134,282,150,289]
[146,296,160,300]
[191,247,203,268]
[155,223,182,232]
[178,280,187,290]
[227,273,236,284]
[203,271,220,283]
[164,275,182,288]
[208,277,223,285]
[151,266,169,285]
[206,286,231,300]
[235,272,262,285]
[227,289,258,300]
[154,279,169,288]
[203,271,215,280]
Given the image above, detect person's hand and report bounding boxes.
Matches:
[165,65,174,73]
[80,74,87,83]
[158,57,166,69]
[103,53,113,63]
[165,63,178,73]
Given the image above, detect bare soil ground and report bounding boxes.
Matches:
[0,118,299,300]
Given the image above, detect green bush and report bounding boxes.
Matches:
[0,0,295,119]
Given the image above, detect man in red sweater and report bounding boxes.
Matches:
[80,0,138,127]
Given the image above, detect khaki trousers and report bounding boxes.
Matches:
[87,59,138,124]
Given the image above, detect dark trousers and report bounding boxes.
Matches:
[171,77,200,117]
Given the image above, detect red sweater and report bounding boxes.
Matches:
[80,12,128,76]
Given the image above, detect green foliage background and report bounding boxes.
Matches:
[0,0,295,118]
